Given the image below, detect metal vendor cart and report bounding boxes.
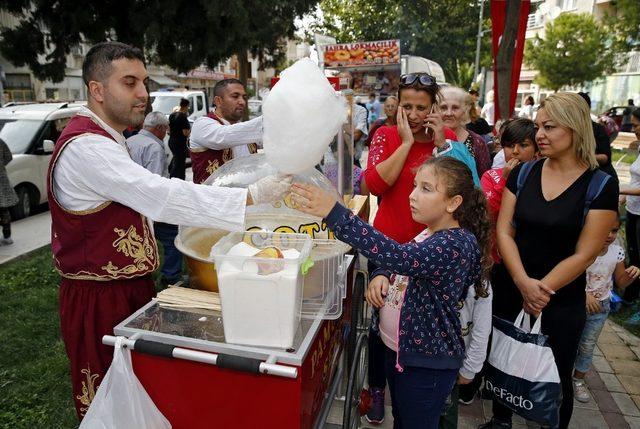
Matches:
[103,90,372,428]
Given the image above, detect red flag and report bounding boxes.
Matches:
[491,0,531,120]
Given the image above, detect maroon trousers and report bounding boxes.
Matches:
[59,275,155,419]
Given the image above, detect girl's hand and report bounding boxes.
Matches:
[586,292,602,314]
[619,194,627,205]
[457,374,473,385]
[502,158,519,181]
[625,265,640,279]
[290,183,338,218]
[523,301,541,317]
[425,111,446,148]
[365,275,390,308]
[397,107,414,146]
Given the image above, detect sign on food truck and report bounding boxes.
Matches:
[323,39,401,68]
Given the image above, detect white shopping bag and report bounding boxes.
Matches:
[80,337,171,429]
[485,310,561,427]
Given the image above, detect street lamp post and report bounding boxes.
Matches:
[473,0,485,84]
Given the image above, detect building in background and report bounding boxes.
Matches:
[519,0,639,112]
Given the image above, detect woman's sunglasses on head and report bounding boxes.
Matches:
[400,73,437,87]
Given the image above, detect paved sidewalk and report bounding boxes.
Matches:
[326,319,640,428]
[0,210,51,265]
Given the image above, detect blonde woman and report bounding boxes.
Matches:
[482,92,618,429]
[440,86,492,176]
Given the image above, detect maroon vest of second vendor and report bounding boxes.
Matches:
[189,112,258,184]
[46,113,159,281]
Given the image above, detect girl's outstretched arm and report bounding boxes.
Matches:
[291,183,466,278]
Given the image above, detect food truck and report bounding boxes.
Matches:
[103,86,371,428]
[320,39,446,96]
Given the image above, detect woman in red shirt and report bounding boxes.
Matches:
[364,74,458,244]
[362,73,457,424]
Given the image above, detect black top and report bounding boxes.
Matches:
[593,121,618,182]
[504,159,618,308]
[169,112,190,145]
[466,118,492,135]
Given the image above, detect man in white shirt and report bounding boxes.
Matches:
[343,89,368,168]
[189,79,262,183]
[49,41,290,420]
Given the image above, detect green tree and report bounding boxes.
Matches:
[0,0,317,83]
[604,0,640,54]
[309,0,492,84]
[524,13,618,92]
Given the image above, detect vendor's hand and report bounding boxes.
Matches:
[365,275,390,308]
[290,183,337,218]
[502,158,519,181]
[586,292,602,314]
[425,111,446,148]
[626,265,640,280]
[397,107,414,146]
[457,374,473,385]
[248,174,292,205]
[517,277,554,311]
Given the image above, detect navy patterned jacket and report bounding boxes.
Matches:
[325,203,481,370]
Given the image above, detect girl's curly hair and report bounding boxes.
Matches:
[420,157,493,297]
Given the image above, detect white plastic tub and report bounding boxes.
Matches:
[210,232,312,349]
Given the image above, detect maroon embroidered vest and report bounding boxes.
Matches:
[47,113,159,281]
[190,112,258,184]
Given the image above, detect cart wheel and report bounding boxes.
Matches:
[347,270,365,369]
[342,332,368,429]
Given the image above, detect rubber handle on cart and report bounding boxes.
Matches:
[134,339,176,359]
[216,353,261,374]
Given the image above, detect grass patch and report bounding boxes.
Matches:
[0,242,171,428]
[612,148,638,165]
[609,302,640,338]
[0,246,77,429]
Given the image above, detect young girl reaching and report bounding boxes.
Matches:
[291,157,492,428]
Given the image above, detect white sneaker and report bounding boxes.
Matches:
[573,379,590,403]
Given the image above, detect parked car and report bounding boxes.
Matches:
[248,99,262,119]
[602,106,630,129]
[0,102,83,219]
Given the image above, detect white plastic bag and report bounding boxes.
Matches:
[262,58,348,174]
[79,337,171,429]
[485,310,561,427]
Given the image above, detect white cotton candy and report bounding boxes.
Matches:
[262,58,348,174]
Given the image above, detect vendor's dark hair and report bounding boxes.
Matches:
[214,78,244,98]
[179,98,190,108]
[419,157,492,297]
[82,42,145,86]
[501,118,537,151]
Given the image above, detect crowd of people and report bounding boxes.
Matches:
[294,75,640,429]
[42,40,640,428]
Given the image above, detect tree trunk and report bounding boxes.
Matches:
[495,0,522,121]
[238,50,249,87]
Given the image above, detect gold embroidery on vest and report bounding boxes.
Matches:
[206,159,220,175]
[102,224,156,276]
[222,149,232,163]
[77,365,99,416]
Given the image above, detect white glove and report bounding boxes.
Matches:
[248,175,292,204]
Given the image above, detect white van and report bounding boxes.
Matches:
[150,90,209,122]
[0,102,83,219]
